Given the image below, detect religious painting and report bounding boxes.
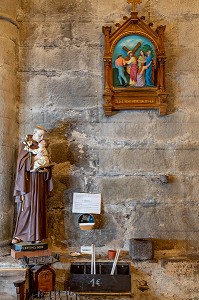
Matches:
[102,0,168,116]
[113,35,156,88]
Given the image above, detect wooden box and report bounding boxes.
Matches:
[29,265,56,295]
[70,262,131,295]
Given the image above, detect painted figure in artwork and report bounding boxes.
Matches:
[145,49,154,86]
[115,55,128,87]
[12,126,53,244]
[126,51,138,86]
[135,49,146,87]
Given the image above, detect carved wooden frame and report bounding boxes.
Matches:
[102,9,168,116]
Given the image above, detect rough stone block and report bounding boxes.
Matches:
[20,74,47,108]
[21,0,46,21]
[175,149,199,173]
[73,122,126,148]
[43,21,72,47]
[19,21,45,46]
[165,72,181,98]
[164,21,179,48]
[179,18,199,47]
[32,110,45,125]
[72,22,102,45]
[98,175,147,204]
[129,238,154,260]
[186,111,199,124]
[99,149,154,175]
[179,0,199,15]
[46,0,98,21]
[46,46,81,72]
[46,74,101,106]
[178,73,199,97]
[167,48,199,73]
[149,175,193,204]
[124,123,149,143]
[152,122,186,144]
[19,47,45,72]
[100,110,152,124]
[151,0,180,18]
[45,107,99,125]
[183,122,199,144]
[180,96,199,112]
[153,149,176,173]
[27,44,102,75]
[128,204,199,239]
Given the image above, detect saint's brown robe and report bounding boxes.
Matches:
[13,137,53,242]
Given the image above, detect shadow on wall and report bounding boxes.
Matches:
[46,122,76,249]
[46,121,105,249]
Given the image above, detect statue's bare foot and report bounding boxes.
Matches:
[12,237,22,244]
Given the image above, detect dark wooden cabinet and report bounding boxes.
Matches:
[29,265,55,295]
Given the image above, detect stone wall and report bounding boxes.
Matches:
[11,0,199,298]
[17,0,199,253]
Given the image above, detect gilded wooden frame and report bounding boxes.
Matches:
[102,10,168,116]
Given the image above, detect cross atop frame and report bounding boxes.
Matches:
[127,0,142,12]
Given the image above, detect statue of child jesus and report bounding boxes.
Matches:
[29,139,50,172]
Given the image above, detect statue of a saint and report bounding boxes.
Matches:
[12,126,53,244]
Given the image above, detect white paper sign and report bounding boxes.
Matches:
[72,192,101,214]
[81,246,92,254]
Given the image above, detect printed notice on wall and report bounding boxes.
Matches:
[72,193,101,214]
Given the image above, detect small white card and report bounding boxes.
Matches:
[72,192,101,214]
[81,246,92,254]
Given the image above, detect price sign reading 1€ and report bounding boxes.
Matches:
[89,278,102,288]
